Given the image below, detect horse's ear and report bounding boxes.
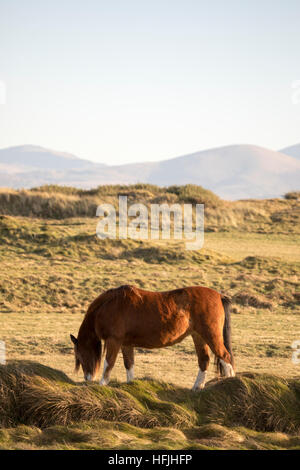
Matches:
[70,334,78,345]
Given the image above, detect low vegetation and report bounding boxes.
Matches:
[0,362,300,449]
[0,185,299,233]
[0,184,221,219]
[284,191,300,200]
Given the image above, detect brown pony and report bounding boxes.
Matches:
[70,285,235,391]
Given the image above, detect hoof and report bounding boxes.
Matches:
[191,385,205,392]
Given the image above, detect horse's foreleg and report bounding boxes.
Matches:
[99,337,121,385]
[121,346,135,383]
[191,333,210,391]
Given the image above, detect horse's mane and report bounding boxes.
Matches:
[86,285,142,317]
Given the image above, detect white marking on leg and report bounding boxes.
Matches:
[229,363,235,377]
[192,369,207,391]
[99,359,109,385]
[126,366,134,383]
[85,373,92,381]
[220,359,235,377]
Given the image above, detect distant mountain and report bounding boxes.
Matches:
[0,143,300,200]
[280,143,300,160]
[0,145,101,170]
[0,145,109,189]
[113,144,300,199]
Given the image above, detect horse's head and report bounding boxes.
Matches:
[70,333,102,381]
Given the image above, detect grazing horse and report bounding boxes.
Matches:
[70,285,235,391]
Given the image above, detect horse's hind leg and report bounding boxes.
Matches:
[121,346,135,383]
[218,358,235,377]
[100,337,121,385]
[194,309,234,378]
[205,333,235,378]
[191,333,210,391]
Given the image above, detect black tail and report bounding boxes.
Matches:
[216,294,234,376]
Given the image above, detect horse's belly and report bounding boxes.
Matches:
[127,313,191,349]
[159,328,191,347]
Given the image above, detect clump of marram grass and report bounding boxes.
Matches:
[1,362,300,435]
[0,185,223,220]
[0,362,71,427]
[0,362,193,430]
[196,373,300,434]
[233,291,273,309]
[284,191,300,200]
[0,190,99,219]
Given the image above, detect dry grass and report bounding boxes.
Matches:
[0,184,222,220]
[1,184,300,234]
[284,191,300,200]
[1,362,300,450]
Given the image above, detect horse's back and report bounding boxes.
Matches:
[92,284,223,319]
[91,285,224,348]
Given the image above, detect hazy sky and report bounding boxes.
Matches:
[1,0,300,164]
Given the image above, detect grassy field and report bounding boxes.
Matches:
[0,184,299,449]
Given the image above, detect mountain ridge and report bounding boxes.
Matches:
[0,143,299,200]
[280,143,300,159]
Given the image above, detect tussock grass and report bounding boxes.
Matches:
[0,185,223,220]
[0,362,192,430]
[1,362,300,435]
[0,189,98,219]
[197,374,300,433]
[1,362,300,449]
[284,191,300,200]
[233,292,273,310]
